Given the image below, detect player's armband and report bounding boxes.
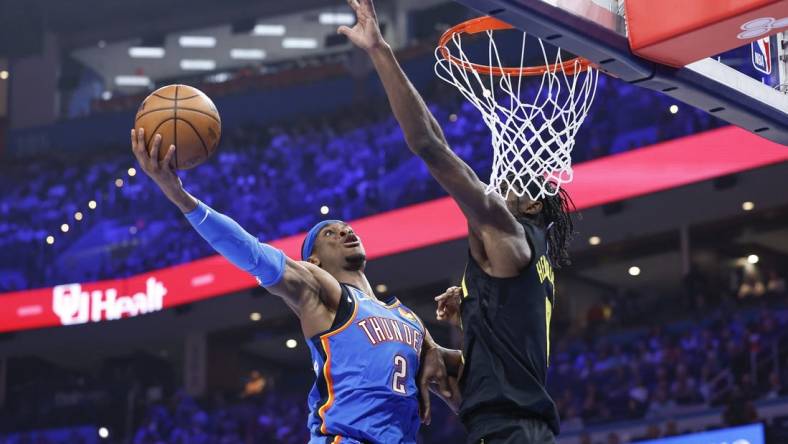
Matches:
[185,200,285,287]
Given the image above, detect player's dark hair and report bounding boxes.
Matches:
[507,175,577,268]
[539,184,576,268]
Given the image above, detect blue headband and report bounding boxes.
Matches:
[301,220,342,260]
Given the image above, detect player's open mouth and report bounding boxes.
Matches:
[344,241,360,248]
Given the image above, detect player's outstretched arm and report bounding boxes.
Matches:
[340,0,530,273]
[131,129,341,326]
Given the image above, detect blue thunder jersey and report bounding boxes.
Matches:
[306,284,425,444]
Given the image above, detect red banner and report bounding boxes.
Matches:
[1,126,786,333]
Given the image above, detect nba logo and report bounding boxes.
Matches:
[751,36,772,75]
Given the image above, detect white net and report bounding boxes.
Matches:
[435,24,598,200]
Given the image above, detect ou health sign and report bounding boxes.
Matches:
[637,423,764,444]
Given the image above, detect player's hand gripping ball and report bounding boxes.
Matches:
[134,84,221,170]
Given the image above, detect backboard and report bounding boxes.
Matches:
[452,0,788,145]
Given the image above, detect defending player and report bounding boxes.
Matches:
[130,129,457,443]
[341,0,576,442]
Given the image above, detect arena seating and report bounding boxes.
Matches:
[3,286,786,442]
[0,74,723,292]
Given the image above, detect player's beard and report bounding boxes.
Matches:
[344,253,366,271]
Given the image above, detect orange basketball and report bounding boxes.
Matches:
[134,84,221,170]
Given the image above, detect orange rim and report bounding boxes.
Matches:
[437,16,593,77]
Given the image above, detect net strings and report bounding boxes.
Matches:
[435,29,598,200]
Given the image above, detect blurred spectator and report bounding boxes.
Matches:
[671,364,702,405]
[765,371,785,400]
[766,270,786,295]
[639,424,661,441]
[739,373,758,401]
[646,388,677,420]
[663,420,679,437]
[562,406,585,433]
[629,374,649,406]
[722,387,759,426]
[738,274,766,299]
[241,371,266,398]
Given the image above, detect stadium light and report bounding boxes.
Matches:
[206,72,232,83]
[253,24,286,36]
[0,70,8,80]
[588,235,601,246]
[230,49,266,60]
[449,114,458,122]
[375,284,388,293]
[101,91,112,101]
[742,201,755,211]
[747,254,759,264]
[180,59,216,71]
[115,75,151,87]
[178,36,217,48]
[628,266,641,276]
[320,205,330,215]
[250,312,262,321]
[74,212,83,221]
[46,236,55,245]
[128,167,137,177]
[319,12,355,25]
[98,427,109,439]
[128,47,165,58]
[88,200,97,210]
[282,38,319,49]
[669,104,679,114]
[115,178,124,188]
[61,224,69,233]
[129,226,138,235]
[286,339,298,349]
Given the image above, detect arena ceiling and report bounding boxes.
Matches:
[1,0,452,79]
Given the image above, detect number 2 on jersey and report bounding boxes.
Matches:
[392,355,407,394]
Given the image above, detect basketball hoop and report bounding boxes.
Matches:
[435,16,598,200]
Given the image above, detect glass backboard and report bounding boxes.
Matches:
[452,0,788,145]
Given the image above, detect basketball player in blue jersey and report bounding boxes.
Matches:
[130,129,459,443]
[343,0,577,442]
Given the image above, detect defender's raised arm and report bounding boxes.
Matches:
[340,0,531,276]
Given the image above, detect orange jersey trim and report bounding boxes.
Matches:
[317,295,359,435]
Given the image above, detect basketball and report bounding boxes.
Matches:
[134,84,221,170]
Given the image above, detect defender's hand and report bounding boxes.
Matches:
[131,128,182,193]
[418,346,453,425]
[338,0,386,52]
[435,286,462,327]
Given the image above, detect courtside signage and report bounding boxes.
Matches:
[0,255,258,333]
[52,277,167,325]
[636,423,764,444]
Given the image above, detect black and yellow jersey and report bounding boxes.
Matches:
[458,218,559,439]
